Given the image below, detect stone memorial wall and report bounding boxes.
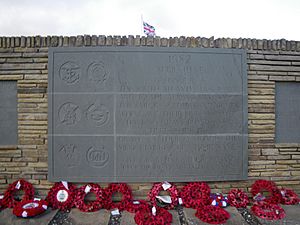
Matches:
[0,35,300,197]
[48,47,247,182]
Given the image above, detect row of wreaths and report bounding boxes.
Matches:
[0,179,299,225]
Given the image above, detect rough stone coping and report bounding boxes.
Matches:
[0,35,300,51]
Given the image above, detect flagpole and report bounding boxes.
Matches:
[141,14,144,36]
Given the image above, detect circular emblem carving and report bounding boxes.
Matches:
[87,62,108,85]
[59,61,80,84]
[58,102,81,125]
[85,104,109,126]
[86,146,109,167]
[59,144,80,167]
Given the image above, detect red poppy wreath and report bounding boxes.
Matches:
[227,189,249,208]
[180,182,211,208]
[74,183,105,212]
[104,183,132,211]
[279,188,300,205]
[251,180,282,204]
[148,182,179,210]
[134,206,173,225]
[46,181,76,211]
[251,201,285,220]
[195,205,230,224]
[126,200,150,213]
[3,179,34,208]
[13,199,48,218]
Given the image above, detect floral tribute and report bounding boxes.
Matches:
[210,193,228,208]
[180,182,211,208]
[148,182,179,210]
[195,205,230,224]
[279,188,300,205]
[251,201,285,220]
[134,206,173,225]
[3,179,34,208]
[126,200,150,213]
[104,183,132,211]
[46,182,76,211]
[251,180,282,204]
[13,199,48,218]
[74,183,105,212]
[227,189,249,208]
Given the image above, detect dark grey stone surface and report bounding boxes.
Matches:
[48,47,247,182]
[67,209,110,225]
[0,81,17,145]
[275,82,300,143]
[119,211,135,225]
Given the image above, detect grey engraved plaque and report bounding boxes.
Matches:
[276,82,300,143]
[0,81,17,145]
[48,47,248,182]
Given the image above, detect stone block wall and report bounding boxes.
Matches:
[0,35,300,198]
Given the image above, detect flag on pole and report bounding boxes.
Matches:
[143,21,156,36]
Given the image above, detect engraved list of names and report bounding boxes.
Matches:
[48,47,247,182]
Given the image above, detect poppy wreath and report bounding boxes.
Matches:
[46,182,76,211]
[251,201,285,220]
[210,193,228,208]
[195,205,230,224]
[127,200,150,213]
[74,183,105,212]
[251,180,282,204]
[134,206,173,225]
[279,188,300,205]
[3,179,34,208]
[148,182,179,210]
[227,189,249,208]
[104,183,133,211]
[13,199,48,218]
[180,182,211,208]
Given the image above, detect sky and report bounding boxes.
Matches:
[0,0,299,40]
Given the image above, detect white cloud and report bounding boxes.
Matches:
[0,0,299,40]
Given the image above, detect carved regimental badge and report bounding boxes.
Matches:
[87,62,108,85]
[59,61,80,84]
[58,102,81,125]
[85,104,109,126]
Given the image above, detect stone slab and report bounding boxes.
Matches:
[183,207,247,225]
[0,81,17,145]
[275,82,300,143]
[67,208,110,225]
[169,210,181,225]
[120,211,135,225]
[48,47,248,182]
[0,208,58,225]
